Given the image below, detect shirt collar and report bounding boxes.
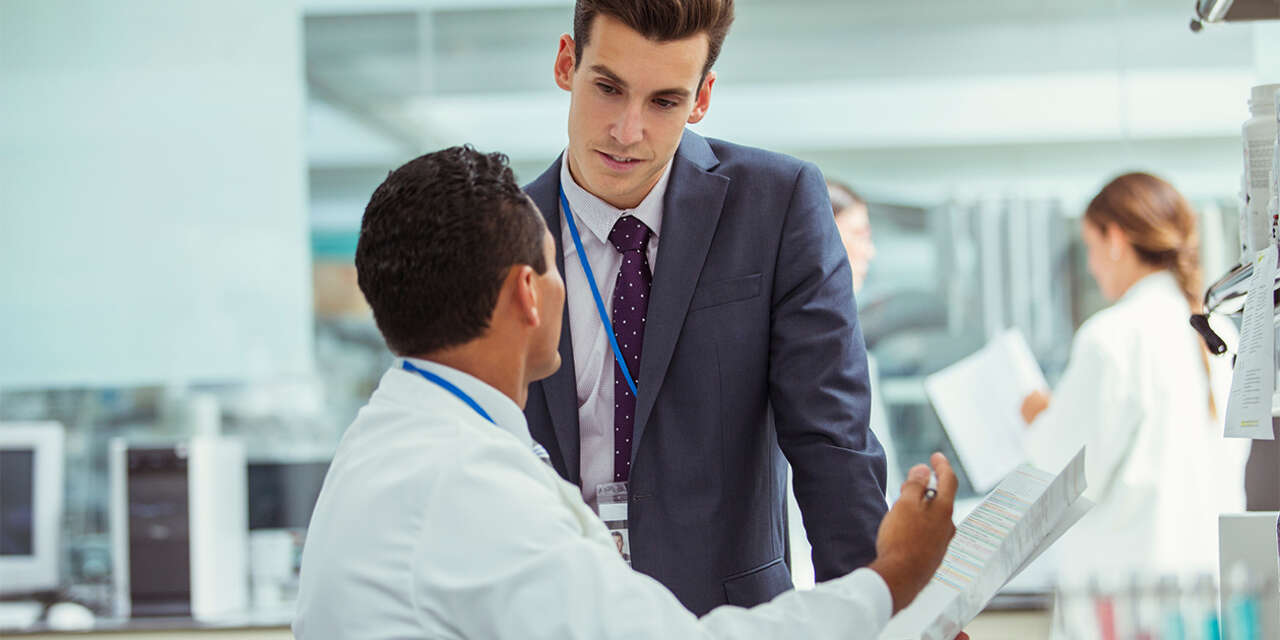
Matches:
[400,357,533,449]
[559,151,672,246]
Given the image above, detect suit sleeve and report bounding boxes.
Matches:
[768,162,888,581]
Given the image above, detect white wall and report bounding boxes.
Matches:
[0,0,313,388]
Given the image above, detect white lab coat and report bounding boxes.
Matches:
[1023,270,1247,583]
[294,358,895,640]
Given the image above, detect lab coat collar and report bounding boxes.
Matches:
[1119,269,1181,305]
[398,357,534,449]
[559,149,670,246]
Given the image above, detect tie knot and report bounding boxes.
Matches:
[609,215,651,253]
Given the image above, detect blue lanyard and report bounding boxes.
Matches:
[559,185,640,399]
[401,360,496,425]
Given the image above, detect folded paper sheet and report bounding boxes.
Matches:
[924,329,1046,492]
[1224,245,1276,439]
[879,448,1089,640]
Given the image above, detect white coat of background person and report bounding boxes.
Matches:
[788,180,901,591]
[1018,172,1247,585]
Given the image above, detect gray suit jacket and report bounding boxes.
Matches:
[524,130,888,616]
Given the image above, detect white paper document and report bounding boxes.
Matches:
[924,329,1047,492]
[1225,246,1276,439]
[878,448,1089,640]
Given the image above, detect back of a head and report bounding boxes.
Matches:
[1086,171,1218,415]
[355,146,548,357]
[573,0,736,80]
[1084,172,1201,307]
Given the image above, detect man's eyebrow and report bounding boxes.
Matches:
[589,64,627,88]
[589,64,692,99]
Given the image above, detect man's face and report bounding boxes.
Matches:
[554,14,715,209]
[529,229,565,381]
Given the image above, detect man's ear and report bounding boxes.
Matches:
[687,70,715,124]
[514,265,540,326]
[554,34,576,92]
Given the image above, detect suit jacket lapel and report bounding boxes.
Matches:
[525,158,581,483]
[632,132,729,457]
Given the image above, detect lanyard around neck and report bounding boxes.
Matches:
[559,185,641,399]
[401,360,495,425]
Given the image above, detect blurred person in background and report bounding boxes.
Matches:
[828,180,876,294]
[1018,172,1247,586]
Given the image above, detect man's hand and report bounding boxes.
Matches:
[868,453,958,614]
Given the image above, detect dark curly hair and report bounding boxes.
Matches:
[355,146,548,356]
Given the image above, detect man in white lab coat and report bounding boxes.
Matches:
[293,145,962,639]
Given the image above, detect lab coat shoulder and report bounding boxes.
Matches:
[410,425,697,640]
[414,423,608,574]
[293,383,472,640]
[1069,302,1136,368]
[411,416,897,640]
[1023,304,1133,480]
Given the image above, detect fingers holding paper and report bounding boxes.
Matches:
[871,453,958,614]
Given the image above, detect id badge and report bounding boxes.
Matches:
[597,482,631,566]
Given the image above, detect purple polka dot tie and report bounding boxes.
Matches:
[608,215,652,483]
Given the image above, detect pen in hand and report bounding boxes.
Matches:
[924,471,938,500]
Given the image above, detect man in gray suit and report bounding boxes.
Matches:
[523,0,888,615]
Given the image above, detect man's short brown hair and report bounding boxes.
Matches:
[573,0,735,82]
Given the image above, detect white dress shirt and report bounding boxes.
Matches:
[293,359,894,640]
[1023,270,1247,583]
[559,155,672,510]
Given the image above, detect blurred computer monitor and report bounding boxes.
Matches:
[245,460,328,611]
[0,422,65,595]
[247,460,328,531]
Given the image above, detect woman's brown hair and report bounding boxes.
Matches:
[1083,172,1216,417]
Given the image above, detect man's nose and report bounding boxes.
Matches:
[611,102,644,147]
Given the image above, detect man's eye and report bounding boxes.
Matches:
[597,83,619,95]
[654,99,677,109]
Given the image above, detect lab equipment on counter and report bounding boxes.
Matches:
[1243,84,1280,256]
[1219,512,1280,639]
[247,459,328,610]
[0,421,65,596]
[1191,0,1280,31]
[1204,85,1280,429]
[1054,574,1233,640]
[109,436,247,621]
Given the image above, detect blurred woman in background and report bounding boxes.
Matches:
[828,180,876,294]
[1019,172,1246,583]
